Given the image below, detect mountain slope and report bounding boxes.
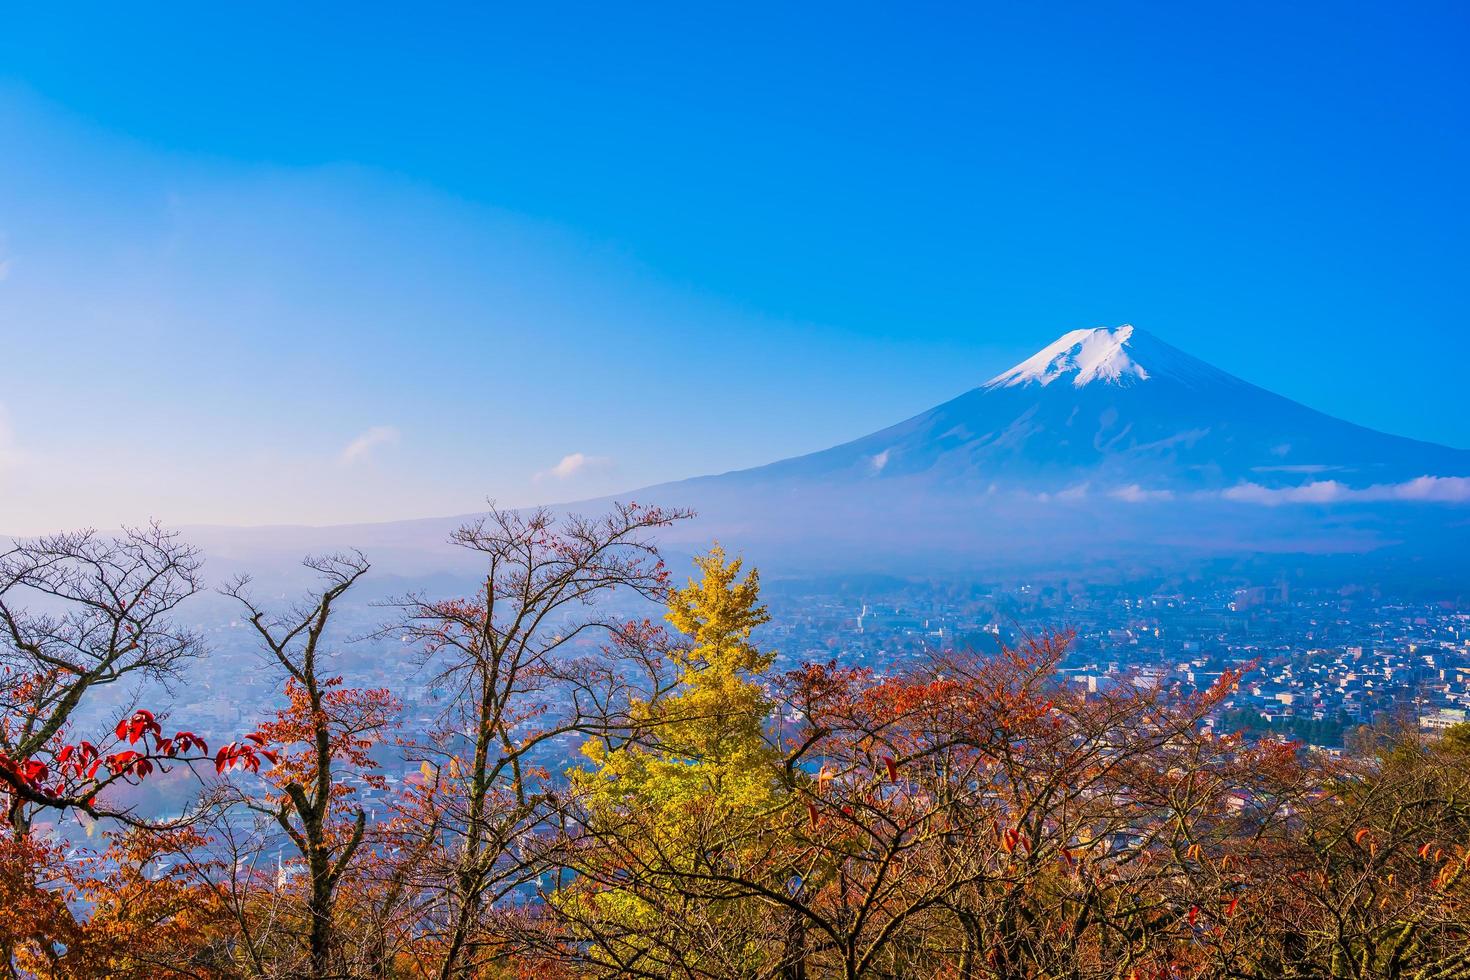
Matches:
[672,325,1470,494]
[609,325,1470,573]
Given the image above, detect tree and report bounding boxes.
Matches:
[0,524,206,834]
[555,545,791,978]
[1230,720,1470,978]
[223,552,398,978]
[0,524,273,976]
[55,826,230,978]
[385,502,690,978]
[548,621,1299,980]
[770,644,1300,980]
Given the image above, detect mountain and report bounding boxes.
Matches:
[188,325,1470,584]
[679,325,1470,494]
[613,325,1470,575]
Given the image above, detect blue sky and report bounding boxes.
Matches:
[1,2,1466,532]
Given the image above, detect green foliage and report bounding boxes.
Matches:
[562,547,790,969]
[1440,721,1470,757]
[576,545,781,811]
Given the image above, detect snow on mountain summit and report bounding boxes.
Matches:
[985,324,1154,389]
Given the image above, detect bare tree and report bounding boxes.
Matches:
[384,502,690,978]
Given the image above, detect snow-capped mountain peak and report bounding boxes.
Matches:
[985,324,1153,389]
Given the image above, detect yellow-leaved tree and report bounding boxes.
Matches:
[555,546,795,976]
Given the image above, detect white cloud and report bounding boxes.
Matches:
[1223,480,1347,505]
[869,449,890,474]
[1222,475,1470,506]
[1035,482,1090,503]
[535,452,614,482]
[1110,484,1175,503]
[338,425,400,465]
[1384,476,1470,502]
